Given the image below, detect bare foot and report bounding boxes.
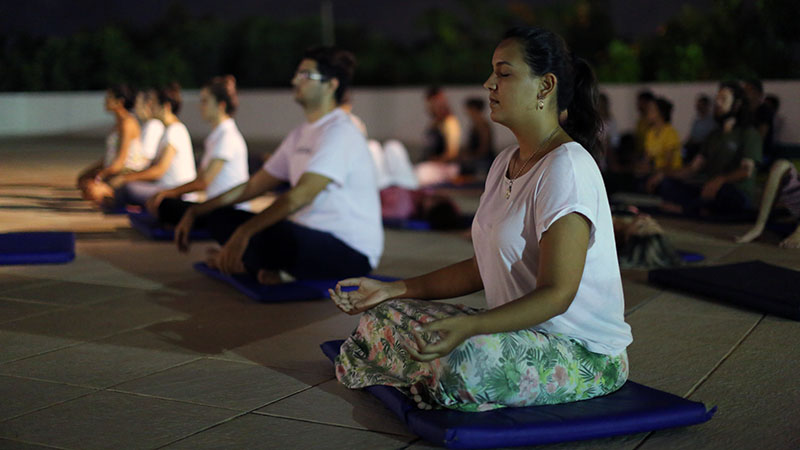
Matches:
[205,248,221,269]
[256,269,282,285]
[735,226,764,244]
[779,230,800,248]
[410,384,433,410]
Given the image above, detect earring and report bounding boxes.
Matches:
[537,96,544,110]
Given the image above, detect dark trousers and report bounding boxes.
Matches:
[160,199,372,279]
[657,177,751,215]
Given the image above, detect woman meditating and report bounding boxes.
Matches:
[330,26,632,411]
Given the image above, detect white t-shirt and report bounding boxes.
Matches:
[471,142,632,355]
[155,122,197,189]
[263,109,383,269]
[103,130,148,171]
[140,118,165,161]
[201,118,249,200]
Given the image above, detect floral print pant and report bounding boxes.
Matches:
[335,299,629,411]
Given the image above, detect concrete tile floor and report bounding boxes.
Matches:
[0,137,799,449]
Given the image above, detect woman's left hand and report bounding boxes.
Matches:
[406,315,477,362]
[217,229,250,274]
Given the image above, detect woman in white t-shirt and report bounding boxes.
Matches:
[134,88,165,165]
[330,26,632,411]
[102,83,197,208]
[147,75,250,224]
[77,84,142,204]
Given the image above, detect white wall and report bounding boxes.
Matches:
[1,81,798,148]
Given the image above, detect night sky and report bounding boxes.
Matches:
[0,0,712,41]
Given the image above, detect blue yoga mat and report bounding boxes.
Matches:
[193,262,398,303]
[128,212,212,241]
[321,340,715,449]
[383,214,474,231]
[0,232,75,265]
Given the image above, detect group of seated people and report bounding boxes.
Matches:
[602,82,799,248]
[73,27,795,418]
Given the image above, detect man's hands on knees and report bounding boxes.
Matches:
[174,207,197,252]
[329,278,406,315]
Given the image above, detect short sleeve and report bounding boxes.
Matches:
[262,133,294,180]
[533,152,598,246]
[303,123,360,185]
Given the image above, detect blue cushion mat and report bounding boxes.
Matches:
[193,262,397,302]
[649,260,800,320]
[676,250,705,263]
[321,339,715,449]
[128,212,212,241]
[383,215,473,231]
[0,232,75,265]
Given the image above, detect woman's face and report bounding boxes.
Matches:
[134,92,150,120]
[483,39,541,128]
[153,100,168,122]
[645,101,661,125]
[199,88,219,123]
[104,91,120,112]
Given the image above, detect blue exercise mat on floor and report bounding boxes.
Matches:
[383,214,473,231]
[128,212,212,241]
[0,232,75,265]
[676,250,705,263]
[649,260,800,320]
[321,339,715,449]
[193,262,398,302]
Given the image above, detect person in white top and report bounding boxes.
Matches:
[330,26,632,412]
[134,89,165,164]
[174,46,382,283]
[147,75,250,225]
[77,84,142,204]
[100,83,197,208]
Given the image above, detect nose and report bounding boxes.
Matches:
[483,73,496,91]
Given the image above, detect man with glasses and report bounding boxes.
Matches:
[174,47,383,284]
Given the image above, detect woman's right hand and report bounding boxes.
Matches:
[329,278,405,315]
[146,192,166,217]
[174,207,197,253]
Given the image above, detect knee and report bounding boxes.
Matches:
[770,159,792,176]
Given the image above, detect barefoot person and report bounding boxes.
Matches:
[736,159,800,248]
[330,26,631,411]
[147,75,250,222]
[174,46,382,284]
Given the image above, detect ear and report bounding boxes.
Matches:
[538,73,558,100]
[328,77,340,97]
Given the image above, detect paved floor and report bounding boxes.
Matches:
[0,137,799,449]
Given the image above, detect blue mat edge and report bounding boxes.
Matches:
[0,232,76,265]
[128,212,212,241]
[320,339,715,449]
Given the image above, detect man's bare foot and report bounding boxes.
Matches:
[205,248,221,269]
[256,269,282,285]
[779,230,800,248]
[735,226,764,244]
[410,384,433,410]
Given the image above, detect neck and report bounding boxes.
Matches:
[113,108,128,122]
[163,113,178,126]
[211,114,230,128]
[722,117,736,133]
[511,115,562,160]
[304,98,337,123]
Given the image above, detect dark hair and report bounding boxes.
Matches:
[764,94,780,112]
[303,46,356,104]
[502,26,603,157]
[465,97,485,111]
[697,94,710,106]
[204,75,239,115]
[743,78,763,95]
[108,84,135,110]
[426,85,442,99]
[637,90,655,102]
[654,97,673,123]
[719,80,752,127]
[157,82,182,115]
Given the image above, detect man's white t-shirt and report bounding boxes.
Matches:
[155,122,197,189]
[201,118,249,201]
[140,118,165,162]
[262,109,383,269]
[471,142,632,355]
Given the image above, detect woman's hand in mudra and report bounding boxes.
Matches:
[406,315,478,362]
[329,278,405,315]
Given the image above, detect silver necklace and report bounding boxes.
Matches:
[505,127,560,199]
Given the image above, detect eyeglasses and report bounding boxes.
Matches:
[293,70,328,82]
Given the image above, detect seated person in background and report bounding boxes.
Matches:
[736,159,800,248]
[597,92,619,172]
[174,46,383,284]
[96,83,197,208]
[641,97,681,191]
[147,75,250,222]
[134,88,165,167]
[458,97,494,178]
[78,84,144,203]
[683,94,716,163]
[415,86,462,186]
[741,78,776,164]
[649,81,761,216]
[633,89,655,155]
